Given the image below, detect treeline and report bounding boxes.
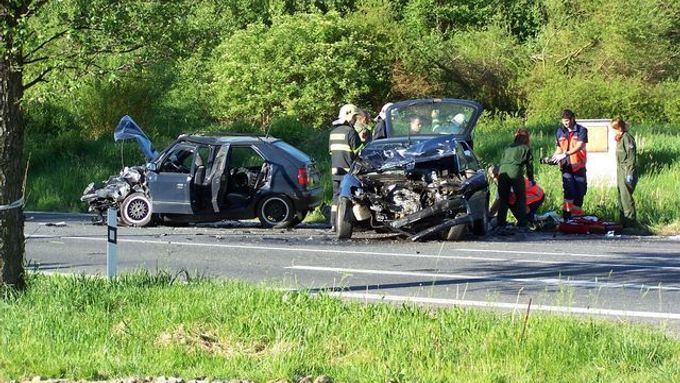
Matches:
[23,0,680,138]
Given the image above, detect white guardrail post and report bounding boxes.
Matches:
[107,208,118,278]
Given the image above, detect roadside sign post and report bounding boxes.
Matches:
[107,208,118,279]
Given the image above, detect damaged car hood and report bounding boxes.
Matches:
[355,135,459,173]
[114,115,159,161]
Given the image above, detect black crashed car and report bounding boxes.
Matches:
[336,99,489,241]
[81,116,322,228]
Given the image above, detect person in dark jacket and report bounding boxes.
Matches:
[329,103,361,231]
[497,128,534,231]
[551,109,588,220]
[372,102,393,140]
[611,117,638,227]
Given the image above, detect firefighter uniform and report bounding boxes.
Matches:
[556,123,588,219]
[616,131,637,226]
[329,110,361,230]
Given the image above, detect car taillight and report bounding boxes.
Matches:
[297,167,308,188]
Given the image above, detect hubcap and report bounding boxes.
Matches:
[128,198,149,221]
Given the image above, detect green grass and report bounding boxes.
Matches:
[23,117,680,231]
[1,273,679,382]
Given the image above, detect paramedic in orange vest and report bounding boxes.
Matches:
[551,109,588,221]
[488,166,545,224]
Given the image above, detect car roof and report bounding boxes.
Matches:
[177,134,280,146]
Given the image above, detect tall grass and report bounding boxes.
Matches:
[1,273,679,382]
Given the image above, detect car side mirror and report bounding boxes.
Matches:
[146,162,158,172]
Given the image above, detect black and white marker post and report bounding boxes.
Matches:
[107,208,118,278]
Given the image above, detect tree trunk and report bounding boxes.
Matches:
[0,4,27,289]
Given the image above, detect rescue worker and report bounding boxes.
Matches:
[551,109,588,221]
[488,165,545,225]
[372,102,393,140]
[497,128,534,231]
[611,117,638,227]
[354,110,372,146]
[329,103,361,231]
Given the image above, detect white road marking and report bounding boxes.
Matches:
[54,236,680,273]
[328,292,680,320]
[286,265,680,292]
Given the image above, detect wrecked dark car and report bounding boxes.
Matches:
[82,116,322,228]
[336,99,489,241]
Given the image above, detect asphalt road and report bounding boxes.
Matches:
[24,212,680,335]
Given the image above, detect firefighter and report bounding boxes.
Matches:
[372,102,393,140]
[611,117,638,227]
[551,109,588,221]
[329,103,361,231]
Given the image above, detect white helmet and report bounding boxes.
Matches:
[375,102,394,121]
[332,104,360,125]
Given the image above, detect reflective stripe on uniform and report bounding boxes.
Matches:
[331,204,338,212]
[330,133,346,140]
[330,144,352,152]
[331,167,349,175]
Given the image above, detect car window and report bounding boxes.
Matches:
[273,140,310,162]
[159,144,195,173]
[229,146,265,169]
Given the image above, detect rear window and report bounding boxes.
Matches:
[273,140,311,163]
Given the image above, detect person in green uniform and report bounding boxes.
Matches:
[497,128,534,231]
[611,117,637,227]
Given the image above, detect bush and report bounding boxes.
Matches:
[209,12,392,129]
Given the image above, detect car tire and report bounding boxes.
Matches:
[472,211,489,237]
[120,192,153,227]
[257,195,295,228]
[336,197,353,239]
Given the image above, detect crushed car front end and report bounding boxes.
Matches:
[336,99,489,241]
[339,136,488,241]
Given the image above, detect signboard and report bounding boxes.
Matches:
[577,119,616,187]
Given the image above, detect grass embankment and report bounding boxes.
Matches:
[1,273,679,382]
[24,118,680,232]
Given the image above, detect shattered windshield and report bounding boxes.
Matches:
[387,102,476,137]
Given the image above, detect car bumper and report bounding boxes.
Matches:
[293,186,323,212]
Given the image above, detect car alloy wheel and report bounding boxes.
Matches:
[258,195,294,228]
[121,192,153,227]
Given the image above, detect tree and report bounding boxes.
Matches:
[210,12,391,129]
[0,0,189,289]
[0,1,28,289]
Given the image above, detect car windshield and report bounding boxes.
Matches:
[387,102,477,137]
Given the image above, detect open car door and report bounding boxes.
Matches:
[148,143,196,214]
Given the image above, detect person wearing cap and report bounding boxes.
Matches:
[551,109,588,220]
[372,102,393,140]
[329,103,361,231]
[611,117,638,227]
[496,128,535,232]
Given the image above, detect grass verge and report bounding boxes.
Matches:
[1,273,679,382]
